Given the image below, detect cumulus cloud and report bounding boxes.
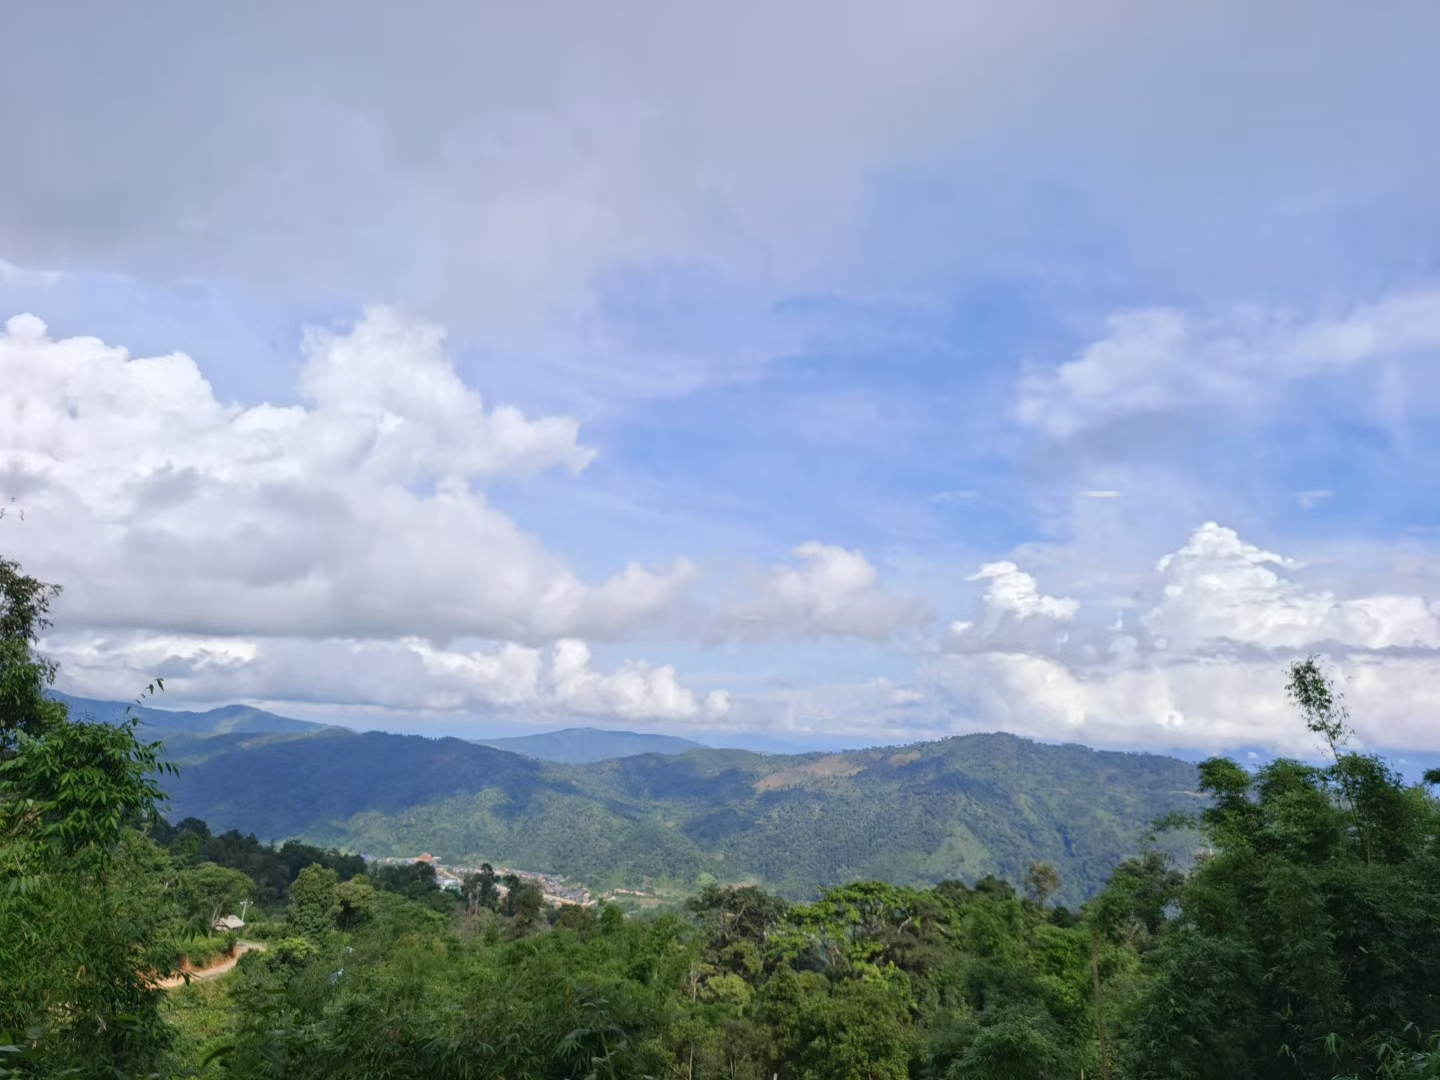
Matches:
[925,523,1440,753]
[1145,523,1440,652]
[551,639,730,721]
[0,309,690,643]
[944,561,1083,660]
[1017,288,1440,439]
[969,562,1079,622]
[727,542,927,640]
[0,309,733,724]
[296,310,597,480]
[43,631,723,723]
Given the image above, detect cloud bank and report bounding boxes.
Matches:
[43,632,729,723]
[1,309,735,721]
[2,311,919,724]
[927,523,1440,754]
[1,308,687,644]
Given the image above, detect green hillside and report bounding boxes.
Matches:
[163,726,1199,903]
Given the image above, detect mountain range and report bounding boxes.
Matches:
[474,727,706,764]
[53,690,333,737]
[51,691,712,763]
[55,692,1201,904]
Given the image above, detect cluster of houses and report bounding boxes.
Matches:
[365,853,593,906]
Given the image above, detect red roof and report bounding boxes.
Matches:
[416,853,435,862]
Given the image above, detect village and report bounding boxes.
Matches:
[361,852,622,907]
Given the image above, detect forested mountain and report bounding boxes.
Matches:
[50,690,336,738]
[475,726,707,763]
[162,724,1199,903]
[161,729,558,839]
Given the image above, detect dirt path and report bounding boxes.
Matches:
[155,941,266,989]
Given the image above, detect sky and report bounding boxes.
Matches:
[4,0,1440,757]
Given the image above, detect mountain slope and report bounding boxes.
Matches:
[162,726,1200,903]
[575,735,1201,899]
[475,727,706,763]
[163,729,566,841]
[51,691,335,737]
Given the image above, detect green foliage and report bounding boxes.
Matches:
[336,874,376,929]
[287,863,341,942]
[0,557,179,1075]
[1024,859,1061,907]
[462,862,501,912]
[502,872,546,925]
[175,861,256,935]
[1124,664,1440,1080]
[0,556,66,757]
[371,858,463,915]
[152,814,366,910]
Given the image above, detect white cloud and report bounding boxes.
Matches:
[1016,288,1440,439]
[1146,523,1440,651]
[45,630,723,723]
[968,561,1080,622]
[0,309,689,644]
[924,649,1440,755]
[296,309,596,480]
[0,310,735,725]
[551,639,730,721]
[925,522,1440,753]
[727,542,927,640]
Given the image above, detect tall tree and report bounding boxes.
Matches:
[1125,660,1440,1080]
[0,557,177,1074]
[1024,860,1061,908]
[0,556,65,757]
[288,863,341,942]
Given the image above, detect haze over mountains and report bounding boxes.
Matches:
[51,691,709,763]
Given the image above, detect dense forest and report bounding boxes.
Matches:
[5,556,1440,1079]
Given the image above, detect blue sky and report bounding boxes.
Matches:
[4,0,1440,756]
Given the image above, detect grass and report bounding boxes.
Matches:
[161,975,237,1077]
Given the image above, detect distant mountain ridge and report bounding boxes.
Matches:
[475,727,706,764]
[50,692,709,764]
[49,691,336,737]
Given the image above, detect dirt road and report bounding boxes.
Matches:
[155,941,266,989]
